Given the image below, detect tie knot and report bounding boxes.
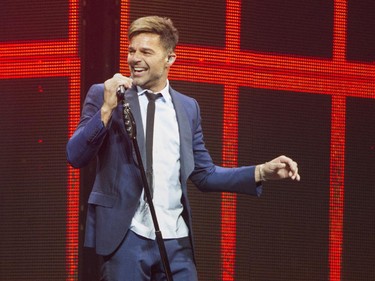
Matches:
[145,91,162,102]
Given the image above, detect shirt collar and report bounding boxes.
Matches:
[137,80,171,102]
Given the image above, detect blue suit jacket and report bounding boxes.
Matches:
[66,84,262,256]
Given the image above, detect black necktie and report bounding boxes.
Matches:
[145,91,162,199]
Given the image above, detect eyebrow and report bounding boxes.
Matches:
[128,46,155,53]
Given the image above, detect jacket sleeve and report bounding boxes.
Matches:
[66,84,109,168]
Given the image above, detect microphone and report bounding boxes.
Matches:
[116,85,126,100]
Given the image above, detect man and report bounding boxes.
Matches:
[67,16,300,281]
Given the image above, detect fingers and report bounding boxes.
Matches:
[102,73,133,111]
[282,156,300,181]
[111,73,133,91]
[104,73,133,93]
[268,155,301,181]
[288,166,300,181]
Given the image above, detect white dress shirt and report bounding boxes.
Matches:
[130,81,189,239]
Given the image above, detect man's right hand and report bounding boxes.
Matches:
[101,73,133,126]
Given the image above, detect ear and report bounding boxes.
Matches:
[166,53,176,66]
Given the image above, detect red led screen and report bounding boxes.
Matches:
[119,0,374,280]
[0,0,80,280]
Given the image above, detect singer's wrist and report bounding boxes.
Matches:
[101,104,113,127]
[255,164,266,183]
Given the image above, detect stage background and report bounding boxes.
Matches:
[1,0,374,280]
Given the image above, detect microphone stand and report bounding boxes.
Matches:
[118,89,174,281]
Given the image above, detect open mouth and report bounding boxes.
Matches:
[133,67,147,76]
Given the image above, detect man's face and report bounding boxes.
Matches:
[127,33,173,92]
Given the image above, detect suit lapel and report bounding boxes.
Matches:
[170,88,194,184]
[124,88,146,166]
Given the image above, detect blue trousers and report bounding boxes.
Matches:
[100,230,198,281]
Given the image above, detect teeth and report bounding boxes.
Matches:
[134,68,144,71]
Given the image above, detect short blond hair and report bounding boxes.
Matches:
[128,16,179,53]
